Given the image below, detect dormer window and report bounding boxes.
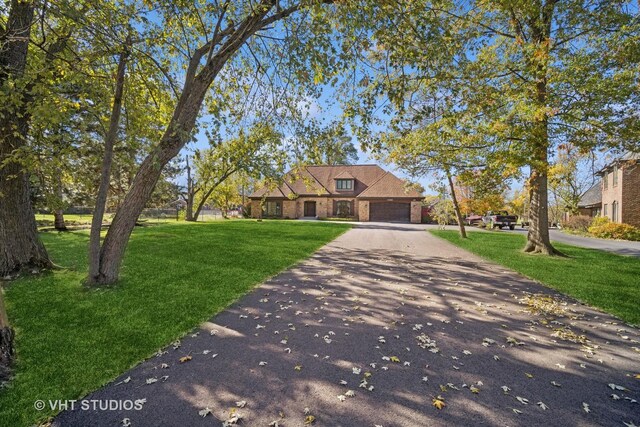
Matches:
[336,179,353,191]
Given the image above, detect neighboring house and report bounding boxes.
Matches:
[577,183,602,218]
[249,165,423,223]
[577,152,640,227]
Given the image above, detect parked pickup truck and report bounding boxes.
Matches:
[483,210,519,230]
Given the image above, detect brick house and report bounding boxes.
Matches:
[577,152,640,227]
[249,165,423,223]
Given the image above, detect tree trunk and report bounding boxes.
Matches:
[0,0,51,276]
[523,2,557,255]
[87,40,131,283]
[185,155,196,221]
[446,171,467,238]
[524,166,556,254]
[53,173,67,231]
[0,288,14,382]
[53,211,67,231]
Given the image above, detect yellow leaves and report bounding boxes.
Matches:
[179,355,192,363]
[432,396,446,410]
[635,373,640,379]
[439,384,448,392]
[525,372,534,379]
[304,415,316,424]
[390,356,400,363]
[294,365,302,372]
[470,386,480,394]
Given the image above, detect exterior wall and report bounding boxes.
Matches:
[600,168,623,222]
[293,197,330,218]
[621,163,640,227]
[282,200,296,219]
[578,207,600,217]
[410,201,422,224]
[359,200,370,222]
[250,199,261,219]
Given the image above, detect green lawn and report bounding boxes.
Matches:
[430,230,640,325]
[1,220,350,426]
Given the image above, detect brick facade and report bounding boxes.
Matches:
[358,200,369,222]
[600,167,623,223]
[410,201,422,224]
[621,163,640,227]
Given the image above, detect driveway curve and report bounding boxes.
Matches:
[55,223,639,427]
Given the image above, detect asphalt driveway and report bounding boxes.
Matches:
[55,223,639,427]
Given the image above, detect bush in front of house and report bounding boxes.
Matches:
[588,217,640,241]
[563,215,592,232]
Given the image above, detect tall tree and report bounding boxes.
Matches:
[88,38,131,282]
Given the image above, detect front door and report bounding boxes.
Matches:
[304,201,316,217]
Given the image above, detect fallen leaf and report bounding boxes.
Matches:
[537,401,548,410]
[525,373,534,379]
[582,402,590,413]
[179,355,192,363]
[236,401,247,408]
[516,396,529,405]
[294,365,302,371]
[432,396,446,410]
[304,415,316,424]
[390,356,401,363]
[122,419,131,427]
[337,395,346,402]
[470,386,480,394]
[551,381,562,387]
[608,383,627,391]
[512,408,522,415]
[198,407,212,417]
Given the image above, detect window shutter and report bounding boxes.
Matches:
[350,200,354,216]
[333,200,336,216]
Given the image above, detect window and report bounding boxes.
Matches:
[336,179,353,190]
[612,201,618,222]
[262,201,282,217]
[603,204,608,216]
[335,200,352,217]
[612,165,619,187]
[603,174,608,190]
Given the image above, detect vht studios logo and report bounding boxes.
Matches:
[34,399,146,411]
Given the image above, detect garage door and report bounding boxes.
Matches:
[369,202,411,222]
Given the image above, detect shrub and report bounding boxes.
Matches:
[588,221,640,241]
[563,215,592,232]
[590,216,610,228]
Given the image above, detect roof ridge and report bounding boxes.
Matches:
[356,171,390,198]
[304,167,330,194]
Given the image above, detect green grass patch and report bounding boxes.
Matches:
[430,230,640,325]
[1,220,350,426]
